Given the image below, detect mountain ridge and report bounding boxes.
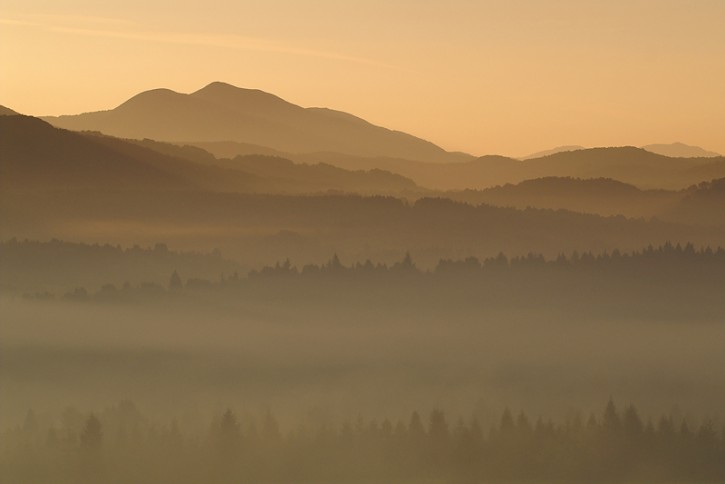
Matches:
[43,82,466,163]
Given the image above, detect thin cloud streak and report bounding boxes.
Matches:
[0,18,41,27]
[33,13,138,27]
[3,13,397,70]
[51,26,391,67]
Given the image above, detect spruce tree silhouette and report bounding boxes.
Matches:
[169,270,183,290]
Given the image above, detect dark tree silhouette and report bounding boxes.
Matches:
[168,270,183,290]
[80,414,102,452]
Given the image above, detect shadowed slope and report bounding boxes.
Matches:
[0,105,20,116]
[0,115,420,196]
[0,116,195,191]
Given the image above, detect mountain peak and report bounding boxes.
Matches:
[42,82,460,161]
[190,81,293,109]
[194,81,243,93]
[116,88,188,111]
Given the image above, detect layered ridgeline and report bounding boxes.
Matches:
[521,143,721,160]
[37,82,725,192]
[443,177,678,218]
[0,115,419,195]
[3,115,725,267]
[287,147,725,191]
[43,82,468,163]
[443,176,725,225]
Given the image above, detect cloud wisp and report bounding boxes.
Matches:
[2,13,394,69]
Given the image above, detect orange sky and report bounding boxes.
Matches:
[2,0,724,157]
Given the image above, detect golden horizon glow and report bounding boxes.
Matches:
[2,0,725,157]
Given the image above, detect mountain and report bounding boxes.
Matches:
[43,82,467,162]
[642,142,720,158]
[442,177,681,218]
[0,105,19,116]
[520,145,585,160]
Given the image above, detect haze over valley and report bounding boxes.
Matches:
[3,1,725,482]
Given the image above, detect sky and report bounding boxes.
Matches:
[2,0,724,157]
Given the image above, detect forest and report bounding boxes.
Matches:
[3,399,724,483]
[11,241,723,323]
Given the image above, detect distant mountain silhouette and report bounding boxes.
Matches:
[43,82,468,162]
[642,142,720,158]
[523,147,725,189]
[520,145,585,160]
[288,147,725,191]
[0,115,419,196]
[0,105,19,116]
[442,175,725,226]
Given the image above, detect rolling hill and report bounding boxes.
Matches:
[442,177,681,218]
[664,177,725,226]
[0,115,420,196]
[0,115,196,191]
[193,142,725,191]
[294,147,725,191]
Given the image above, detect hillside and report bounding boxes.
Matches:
[0,115,196,191]
[443,177,681,218]
[296,147,725,191]
[196,144,725,191]
[0,105,19,116]
[44,82,467,162]
[664,177,725,226]
[0,115,420,196]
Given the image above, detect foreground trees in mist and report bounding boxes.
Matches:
[3,400,724,483]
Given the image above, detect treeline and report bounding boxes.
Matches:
[0,238,241,295]
[3,400,724,483]
[248,241,725,279]
[5,189,718,268]
[36,243,724,321]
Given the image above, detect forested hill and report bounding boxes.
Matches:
[17,242,725,323]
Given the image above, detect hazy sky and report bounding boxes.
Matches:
[2,0,724,156]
